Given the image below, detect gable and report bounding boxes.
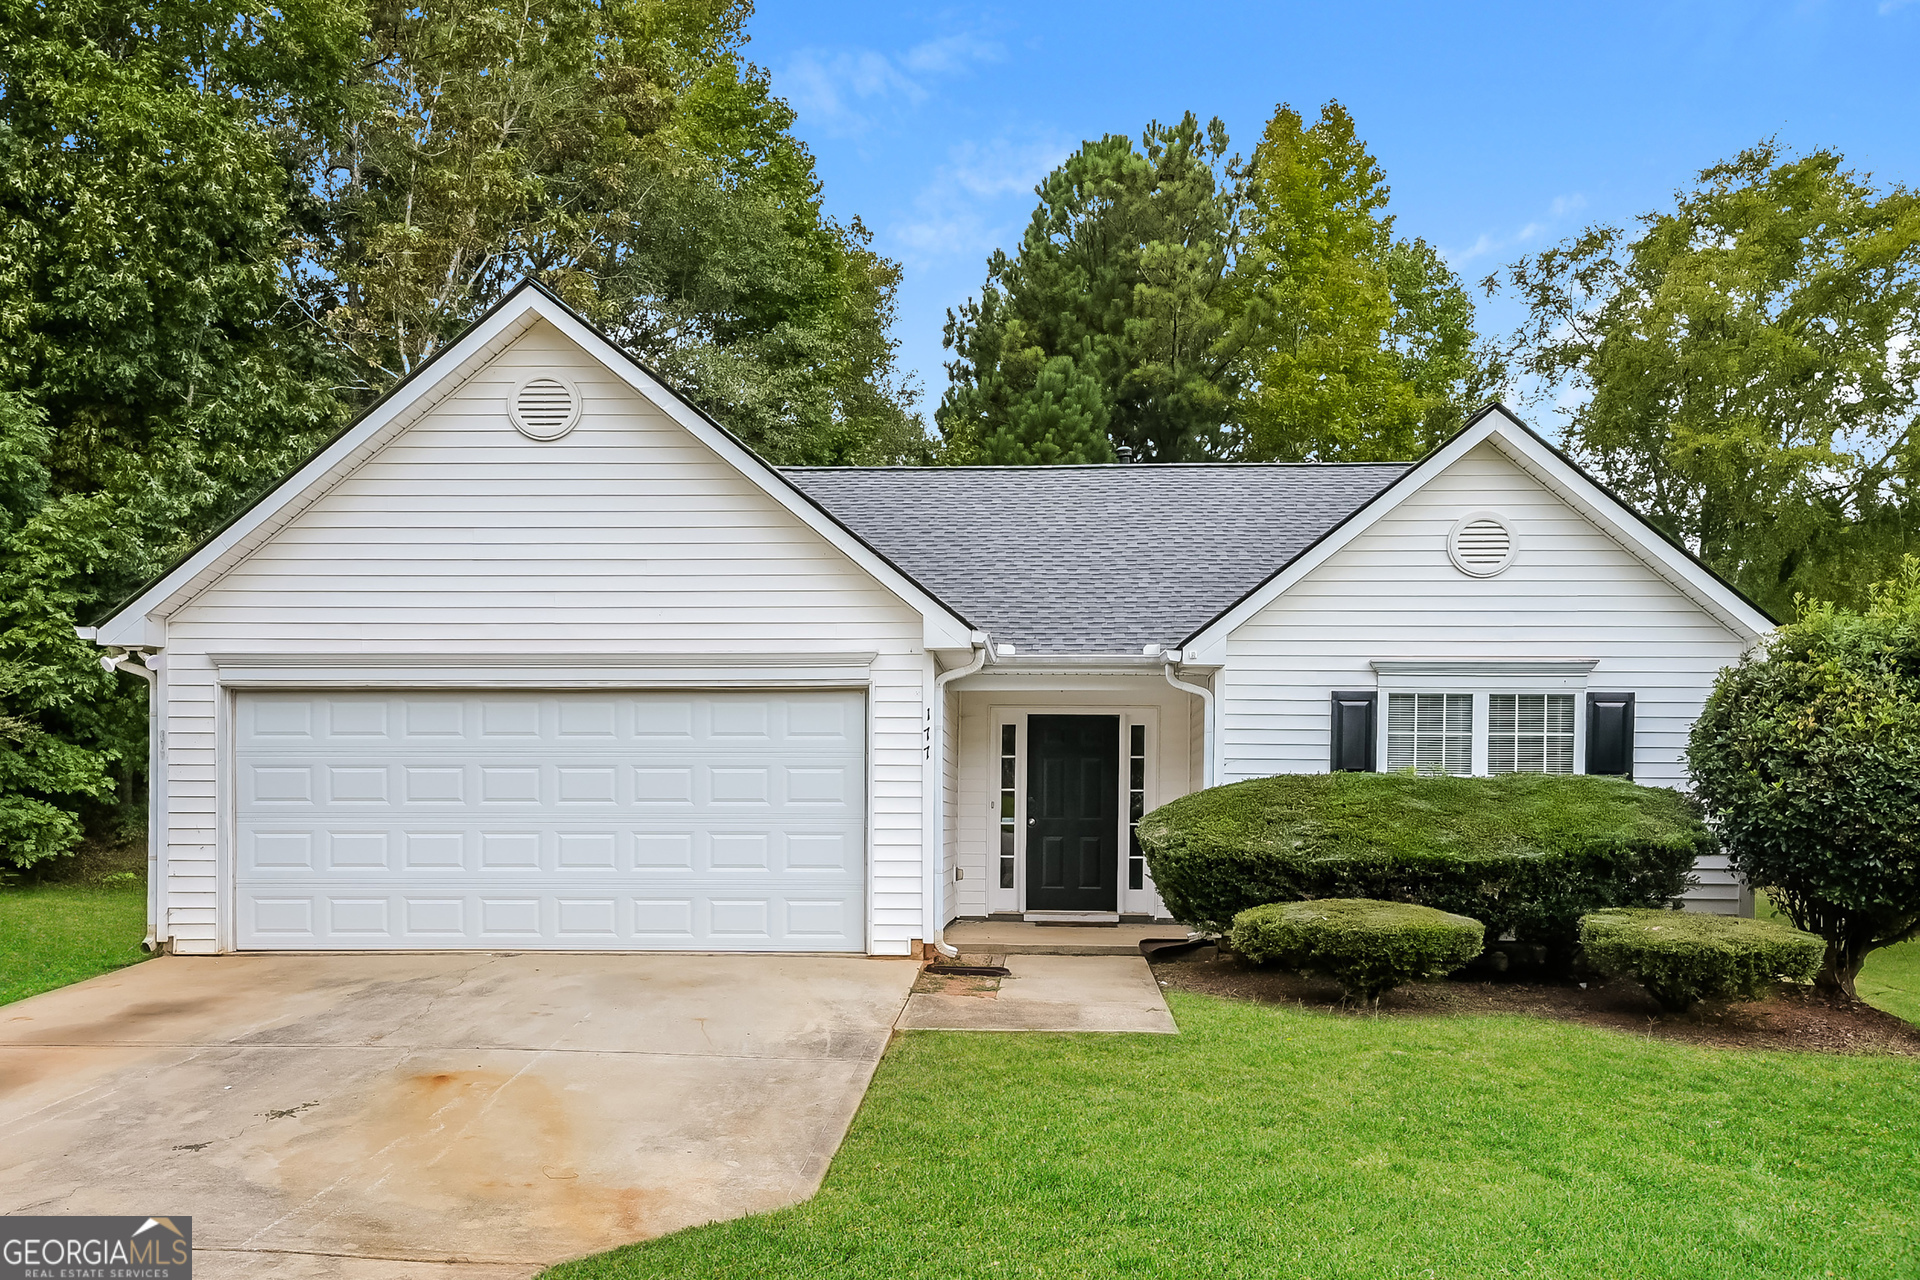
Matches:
[1180,407,1773,662]
[157,319,928,650]
[92,285,973,650]
[1246,440,1746,648]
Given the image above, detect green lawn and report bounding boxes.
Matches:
[1860,939,1920,1025]
[547,992,1920,1280]
[0,881,151,1005]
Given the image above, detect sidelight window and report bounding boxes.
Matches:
[998,723,1017,890]
[1127,723,1147,891]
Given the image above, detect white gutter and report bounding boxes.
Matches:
[1163,652,1218,788]
[924,634,989,960]
[96,643,166,954]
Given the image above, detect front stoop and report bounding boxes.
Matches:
[943,920,1194,957]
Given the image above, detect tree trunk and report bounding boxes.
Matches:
[1815,939,1865,1001]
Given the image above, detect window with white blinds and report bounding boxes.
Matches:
[1488,693,1576,774]
[1386,693,1473,775]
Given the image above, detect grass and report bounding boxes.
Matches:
[0,879,151,1005]
[1859,939,1920,1026]
[545,992,1920,1280]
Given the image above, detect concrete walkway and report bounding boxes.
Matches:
[0,952,917,1278]
[897,955,1178,1033]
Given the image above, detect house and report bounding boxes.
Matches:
[85,282,1774,957]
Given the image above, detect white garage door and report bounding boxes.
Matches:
[234,690,867,951]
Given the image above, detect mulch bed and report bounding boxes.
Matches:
[1152,945,1920,1056]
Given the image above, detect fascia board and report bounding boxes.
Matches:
[92,302,543,647]
[1180,417,1504,663]
[521,295,975,649]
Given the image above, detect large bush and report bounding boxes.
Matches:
[1579,908,1825,1012]
[1137,772,1706,943]
[1231,898,1484,1002]
[1688,557,1920,996]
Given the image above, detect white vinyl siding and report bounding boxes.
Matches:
[154,319,928,953]
[1220,440,1755,913]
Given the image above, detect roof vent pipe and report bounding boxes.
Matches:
[1115,445,1135,464]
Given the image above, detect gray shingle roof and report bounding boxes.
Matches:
[781,463,1411,654]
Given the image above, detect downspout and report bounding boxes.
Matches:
[102,648,165,954]
[1164,654,1217,789]
[925,635,989,960]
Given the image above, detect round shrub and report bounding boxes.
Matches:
[1229,898,1485,1002]
[1138,772,1708,945]
[1578,908,1825,1012]
[1687,557,1920,996]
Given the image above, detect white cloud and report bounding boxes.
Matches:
[901,33,1004,75]
[1443,196,1584,267]
[1879,0,1915,15]
[891,134,1072,266]
[779,49,924,135]
[775,30,1001,137]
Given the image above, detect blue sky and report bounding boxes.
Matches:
[744,1,1919,430]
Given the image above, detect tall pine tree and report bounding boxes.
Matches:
[938,115,1249,463]
[940,102,1493,466]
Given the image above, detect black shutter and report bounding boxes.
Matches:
[1586,692,1635,777]
[1329,691,1377,772]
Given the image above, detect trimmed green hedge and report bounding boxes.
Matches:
[1231,898,1485,1001]
[1579,908,1825,1012]
[1138,772,1707,943]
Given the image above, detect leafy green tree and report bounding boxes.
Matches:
[938,115,1249,463]
[309,0,924,464]
[0,0,359,865]
[1231,102,1491,462]
[1494,142,1920,616]
[941,103,1491,466]
[1687,558,1920,997]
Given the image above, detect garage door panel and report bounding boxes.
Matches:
[239,692,859,750]
[241,823,862,880]
[238,761,860,814]
[235,690,867,951]
[236,886,864,950]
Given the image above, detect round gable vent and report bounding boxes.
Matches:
[1448,512,1514,577]
[509,374,580,440]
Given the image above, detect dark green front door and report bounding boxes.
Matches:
[1026,715,1119,912]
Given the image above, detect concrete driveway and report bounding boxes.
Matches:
[0,952,917,1278]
